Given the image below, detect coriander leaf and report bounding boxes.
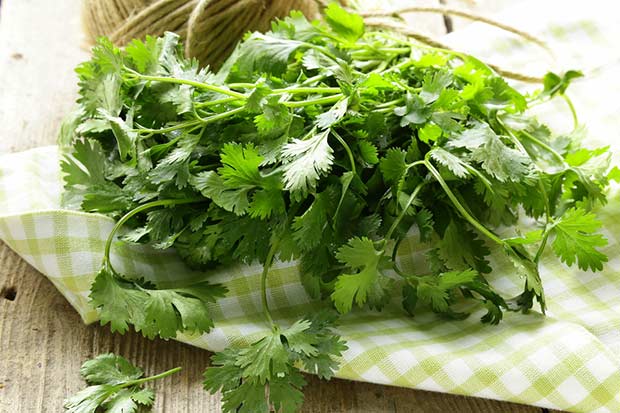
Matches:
[439,220,491,274]
[100,110,137,161]
[324,3,364,42]
[235,33,305,78]
[204,313,345,413]
[271,11,323,42]
[358,140,379,165]
[61,139,133,212]
[219,142,264,186]
[316,97,349,129]
[148,133,200,189]
[430,147,470,178]
[552,207,608,271]
[64,384,113,413]
[448,122,530,182]
[80,353,143,385]
[402,283,419,316]
[504,230,543,246]
[505,244,545,312]
[438,269,479,289]
[90,267,226,339]
[191,171,251,215]
[415,208,435,242]
[331,237,392,313]
[158,84,194,114]
[77,65,123,118]
[420,70,452,105]
[191,143,268,215]
[254,95,293,137]
[103,389,139,413]
[608,166,620,182]
[130,388,155,406]
[60,140,133,213]
[486,77,527,112]
[543,70,584,97]
[82,185,134,214]
[248,189,285,219]
[292,190,332,250]
[64,353,179,413]
[125,36,160,73]
[380,148,407,185]
[282,129,334,194]
[417,270,478,313]
[419,123,442,144]
[61,139,107,186]
[394,92,430,127]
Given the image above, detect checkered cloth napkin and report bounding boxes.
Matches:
[1,0,620,411]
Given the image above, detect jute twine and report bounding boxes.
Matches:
[82,0,321,68]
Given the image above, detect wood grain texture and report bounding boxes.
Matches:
[0,0,549,411]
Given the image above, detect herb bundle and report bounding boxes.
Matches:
[60,4,615,411]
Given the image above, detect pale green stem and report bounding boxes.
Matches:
[284,95,343,108]
[385,183,425,241]
[104,198,204,273]
[121,367,182,388]
[423,160,504,246]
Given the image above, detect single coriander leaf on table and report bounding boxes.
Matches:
[64,353,180,413]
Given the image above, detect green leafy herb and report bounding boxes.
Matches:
[64,353,180,413]
[61,4,614,411]
[203,311,346,413]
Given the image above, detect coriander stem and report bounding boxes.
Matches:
[137,107,244,136]
[407,160,426,169]
[103,198,204,273]
[390,238,409,278]
[423,160,504,246]
[260,242,280,328]
[534,229,551,264]
[127,71,246,99]
[520,129,566,165]
[307,43,340,62]
[227,83,341,96]
[300,74,327,86]
[562,94,579,129]
[197,106,246,123]
[330,129,356,175]
[376,98,405,108]
[195,96,240,108]
[271,87,341,95]
[284,94,343,108]
[137,119,203,136]
[121,366,182,388]
[385,183,425,241]
[225,83,255,89]
[538,178,551,223]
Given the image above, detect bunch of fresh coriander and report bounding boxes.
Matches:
[60,4,616,412]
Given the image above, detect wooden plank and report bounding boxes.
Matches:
[0,0,89,153]
[0,0,547,412]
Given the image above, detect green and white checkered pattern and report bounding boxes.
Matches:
[2,1,620,412]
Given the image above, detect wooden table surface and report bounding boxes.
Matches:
[0,0,561,412]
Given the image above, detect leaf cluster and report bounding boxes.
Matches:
[203,311,346,413]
